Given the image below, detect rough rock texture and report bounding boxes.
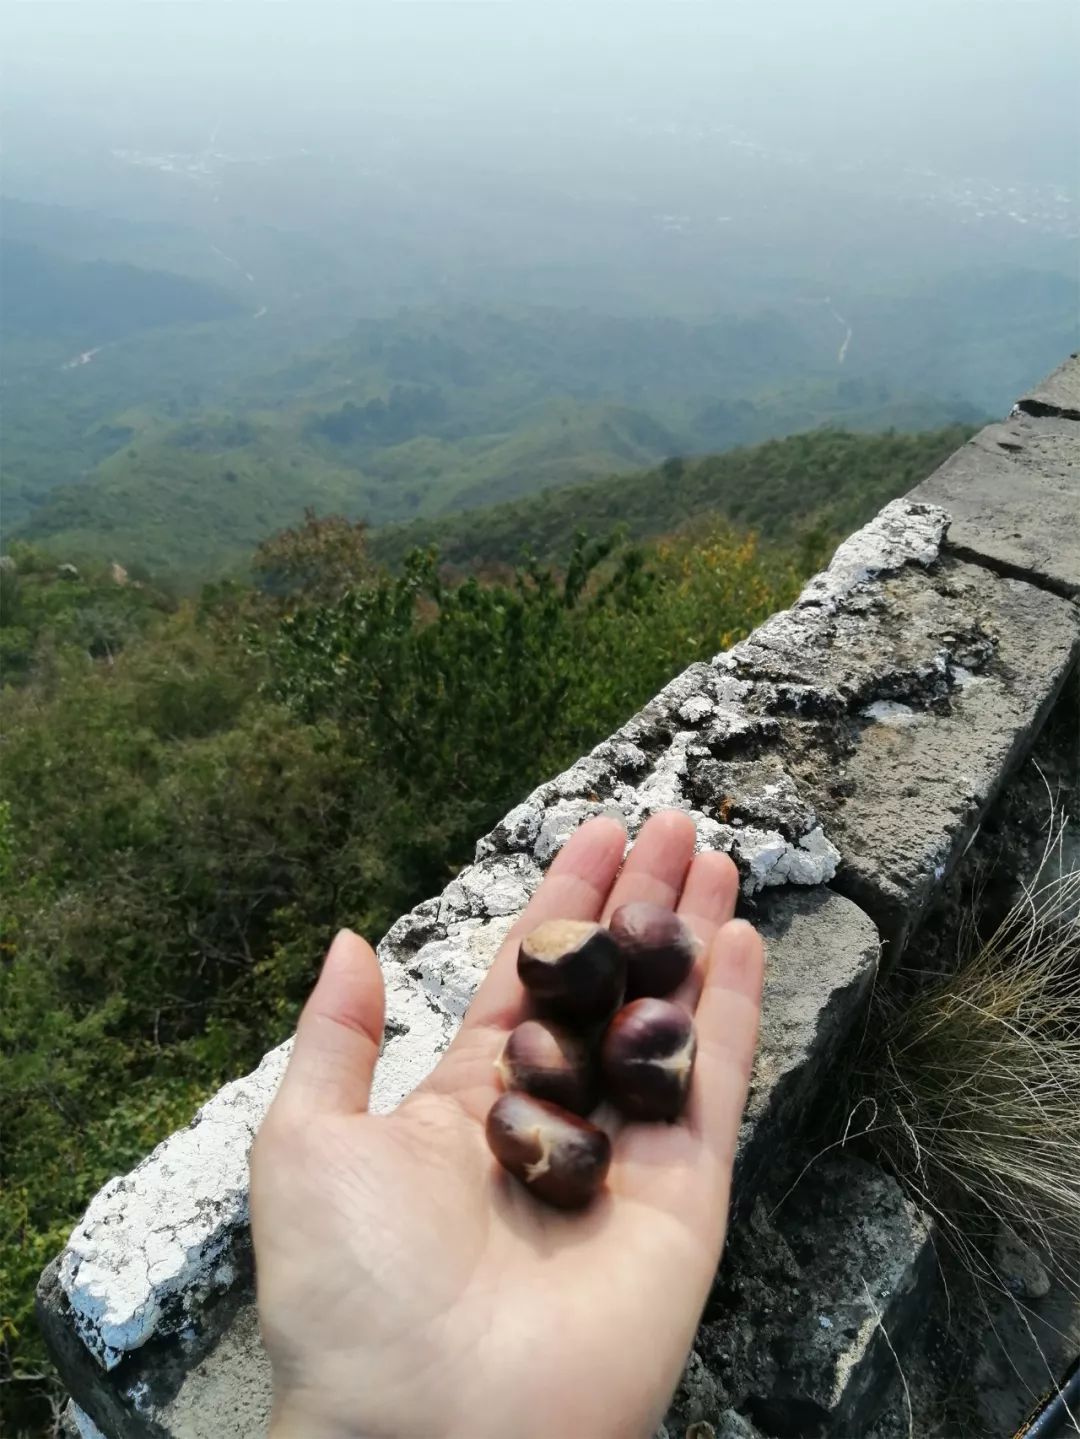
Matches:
[865,1236,1080,1439]
[732,890,878,1205]
[992,1224,1052,1301]
[719,517,1079,951]
[880,679,1080,985]
[46,1292,271,1439]
[481,500,1078,955]
[663,1158,936,1439]
[660,1413,766,1439]
[910,380,1080,597]
[472,663,842,898]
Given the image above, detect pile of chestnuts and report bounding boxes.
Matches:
[485,901,699,1210]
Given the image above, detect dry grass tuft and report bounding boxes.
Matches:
[857,823,1080,1297]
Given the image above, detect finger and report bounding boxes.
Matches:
[687,919,765,1168]
[455,815,627,1037]
[668,849,740,1014]
[599,809,698,924]
[274,928,386,1118]
[610,919,763,1247]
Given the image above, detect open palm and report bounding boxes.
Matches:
[251,811,764,1439]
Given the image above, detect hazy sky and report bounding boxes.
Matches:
[4,1,1078,182]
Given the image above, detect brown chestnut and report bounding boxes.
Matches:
[494,1019,598,1115]
[517,919,625,1024]
[600,997,697,1121]
[609,901,699,999]
[485,1091,611,1209]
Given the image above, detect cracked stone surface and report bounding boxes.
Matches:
[910,390,1080,596]
[733,889,878,1204]
[473,669,841,898]
[718,509,1079,950]
[664,1157,936,1439]
[37,464,1079,1434]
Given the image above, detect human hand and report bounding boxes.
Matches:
[251,811,764,1439]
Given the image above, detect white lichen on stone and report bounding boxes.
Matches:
[59,1041,292,1368]
[534,797,607,863]
[677,693,715,725]
[439,853,538,922]
[793,499,948,615]
[739,825,841,895]
[126,1379,152,1413]
[407,913,516,1020]
[862,700,921,726]
[368,894,528,1112]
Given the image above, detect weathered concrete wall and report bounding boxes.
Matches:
[39,357,1080,1439]
[910,353,1080,598]
[661,1155,937,1439]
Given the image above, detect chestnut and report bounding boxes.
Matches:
[485,1091,611,1209]
[609,901,698,999]
[495,1019,597,1115]
[517,919,625,1024]
[600,997,697,1121]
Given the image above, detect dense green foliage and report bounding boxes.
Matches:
[371,424,975,571]
[0,546,168,684]
[1,504,808,1433]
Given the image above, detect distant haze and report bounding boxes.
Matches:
[4,1,1077,178]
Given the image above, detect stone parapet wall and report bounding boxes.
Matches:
[40,356,1080,1438]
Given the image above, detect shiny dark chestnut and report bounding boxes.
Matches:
[600,997,697,1121]
[485,1092,611,1209]
[494,1019,597,1115]
[610,901,699,999]
[517,919,625,1024]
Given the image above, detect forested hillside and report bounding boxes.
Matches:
[372,424,975,571]
[0,420,950,1428]
[10,193,1075,586]
[6,291,1001,580]
[0,239,243,344]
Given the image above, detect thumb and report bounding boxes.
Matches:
[276,928,386,1117]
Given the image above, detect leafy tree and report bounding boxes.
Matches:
[252,509,371,607]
